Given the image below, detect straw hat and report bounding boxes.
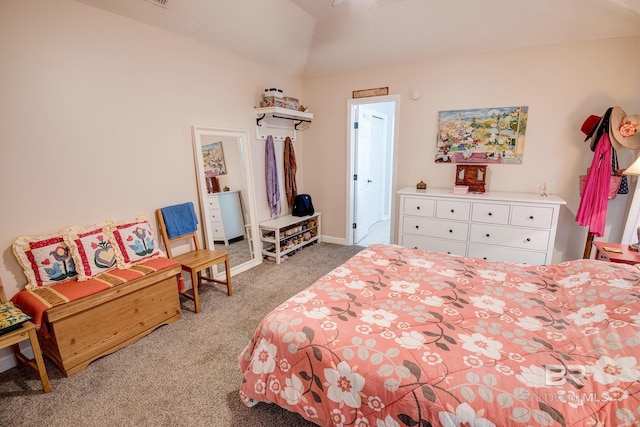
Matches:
[610,106,640,150]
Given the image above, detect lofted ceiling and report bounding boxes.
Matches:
[73,0,640,78]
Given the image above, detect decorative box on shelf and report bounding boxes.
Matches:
[455,164,487,193]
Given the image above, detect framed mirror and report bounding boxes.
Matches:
[192,126,261,275]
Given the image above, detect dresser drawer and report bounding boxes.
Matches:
[402,217,469,241]
[468,243,547,265]
[510,205,554,229]
[436,200,470,221]
[209,208,222,222]
[210,220,225,238]
[403,197,435,217]
[207,196,221,210]
[402,234,467,256]
[469,224,550,251]
[471,203,510,225]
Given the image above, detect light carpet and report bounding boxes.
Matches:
[0,243,364,427]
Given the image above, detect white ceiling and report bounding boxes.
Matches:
[73,0,640,78]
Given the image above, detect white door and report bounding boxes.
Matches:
[352,102,394,245]
[367,110,385,227]
[354,106,372,243]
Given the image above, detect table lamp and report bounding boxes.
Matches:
[623,157,640,251]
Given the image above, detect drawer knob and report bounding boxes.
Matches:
[417,206,420,210]
[449,229,453,233]
[450,209,455,213]
[485,233,490,238]
[483,257,488,260]
[488,212,492,216]
[415,225,419,229]
[526,238,531,242]
[529,215,534,220]
[447,251,451,254]
[413,246,418,249]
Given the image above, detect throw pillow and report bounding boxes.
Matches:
[109,216,161,269]
[13,231,79,290]
[64,222,117,281]
[0,302,31,335]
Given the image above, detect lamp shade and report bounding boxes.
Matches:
[623,156,640,176]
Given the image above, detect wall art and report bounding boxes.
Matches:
[201,141,227,177]
[435,106,528,164]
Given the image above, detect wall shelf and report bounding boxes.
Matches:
[255,107,313,141]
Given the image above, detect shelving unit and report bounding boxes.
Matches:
[259,213,321,264]
[255,107,313,141]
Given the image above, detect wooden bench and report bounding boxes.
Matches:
[12,258,181,377]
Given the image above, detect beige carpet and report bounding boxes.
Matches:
[0,243,364,427]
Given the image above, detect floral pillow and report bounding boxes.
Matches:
[0,302,31,335]
[109,216,161,269]
[65,222,117,281]
[13,231,79,290]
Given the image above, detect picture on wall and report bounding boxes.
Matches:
[435,106,528,164]
[202,141,226,177]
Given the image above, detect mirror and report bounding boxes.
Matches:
[192,126,261,275]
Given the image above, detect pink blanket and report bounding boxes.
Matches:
[239,244,640,426]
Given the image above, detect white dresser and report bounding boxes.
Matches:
[206,190,245,245]
[397,187,566,265]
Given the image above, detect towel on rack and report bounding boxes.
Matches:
[284,136,297,210]
[160,202,199,239]
[265,135,281,218]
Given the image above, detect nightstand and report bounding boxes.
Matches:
[592,242,640,265]
[0,278,51,393]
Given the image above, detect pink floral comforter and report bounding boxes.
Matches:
[238,244,640,427]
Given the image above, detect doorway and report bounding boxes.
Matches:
[347,96,398,246]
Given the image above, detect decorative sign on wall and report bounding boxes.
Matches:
[435,106,528,164]
[352,87,389,99]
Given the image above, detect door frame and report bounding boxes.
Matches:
[345,94,400,245]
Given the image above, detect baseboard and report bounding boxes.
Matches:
[320,235,348,245]
[0,342,34,373]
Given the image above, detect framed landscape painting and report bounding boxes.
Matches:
[201,141,227,177]
[435,106,528,164]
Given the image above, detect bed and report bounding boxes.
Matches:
[238,244,640,427]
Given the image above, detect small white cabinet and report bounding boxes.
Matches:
[207,190,244,246]
[398,188,566,265]
[259,213,321,264]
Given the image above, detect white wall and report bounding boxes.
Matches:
[302,36,640,262]
[0,0,303,300]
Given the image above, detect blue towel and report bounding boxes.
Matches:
[161,202,199,239]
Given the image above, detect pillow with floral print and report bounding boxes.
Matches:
[13,230,79,290]
[64,222,117,281]
[108,216,161,269]
[0,302,31,335]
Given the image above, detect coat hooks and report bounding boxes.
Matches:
[255,107,313,141]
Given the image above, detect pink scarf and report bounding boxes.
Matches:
[576,133,612,237]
